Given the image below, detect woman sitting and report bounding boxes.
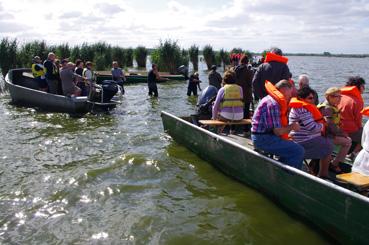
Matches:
[338,76,366,159]
[318,87,352,173]
[212,70,244,121]
[289,86,333,178]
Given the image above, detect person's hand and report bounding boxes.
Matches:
[289,122,300,131]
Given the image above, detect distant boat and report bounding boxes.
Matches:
[96,72,186,84]
[161,111,369,244]
[5,68,121,114]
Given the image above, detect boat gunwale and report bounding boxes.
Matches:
[161,110,369,203]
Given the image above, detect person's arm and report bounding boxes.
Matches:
[252,66,262,100]
[121,69,126,81]
[353,101,363,128]
[197,79,202,90]
[274,123,300,136]
[212,88,224,119]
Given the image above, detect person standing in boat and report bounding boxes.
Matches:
[83,61,95,95]
[289,86,333,178]
[31,56,48,91]
[212,70,243,121]
[60,62,81,97]
[252,48,291,100]
[111,61,126,95]
[234,54,254,120]
[318,87,352,174]
[338,76,366,160]
[251,80,304,169]
[75,59,87,96]
[43,52,60,94]
[208,65,222,90]
[187,72,202,96]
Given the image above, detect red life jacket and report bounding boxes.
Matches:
[265,80,289,139]
[361,107,369,116]
[264,52,288,64]
[340,86,363,104]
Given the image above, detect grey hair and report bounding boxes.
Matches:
[298,74,310,87]
[270,47,282,56]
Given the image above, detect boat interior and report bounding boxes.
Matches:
[182,115,369,196]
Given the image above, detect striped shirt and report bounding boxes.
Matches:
[251,95,281,133]
[289,107,323,143]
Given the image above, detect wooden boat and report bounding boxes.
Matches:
[96,73,186,84]
[161,111,369,244]
[5,68,121,114]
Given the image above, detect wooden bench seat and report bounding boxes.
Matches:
[336,172,369,189]
[198,119,251,126]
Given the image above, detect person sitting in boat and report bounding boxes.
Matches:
[338,76,366,160]
[31,56,48,91]
[196,85,218,120]
[252,48,291,101]
[60,62,81,97]
[318,87,352,173]
[187,72,202,96]
[298,74,319,105]
[251,80,304,169]
[111,61,126,95]
[212,70,243,121]
[352,119,369,176]
[289,86,333,178]
[43,52,60,94]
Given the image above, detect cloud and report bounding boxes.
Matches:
[60,11,83,19]
[94,3,125,15]
[0,21,29,33]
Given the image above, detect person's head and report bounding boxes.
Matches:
[47,52,56,61]
[270,47,283,56]
[275,79,293,101]
[112,61,118,68]
[33,56,41,64]
[193,72,199,77]
[346,76,365,94]
[325,87,341,106]
[75,59,83,68]
[61,59,68,67]
[298,74,310,88]
[240,54,248,64]
[211,65,217,71]
[86,61,93,68]
[152,64,157,70]
[297,86,316,104]
[67,62,75,70]
[222,70,236,85]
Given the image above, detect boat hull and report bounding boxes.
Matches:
[6,68,89,113]
[161,111,369,244]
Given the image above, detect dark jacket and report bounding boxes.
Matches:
[234,64,254,104]
[208,70,222,90]
[252,61,290,100]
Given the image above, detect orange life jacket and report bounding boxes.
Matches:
[289,97,326,135]
[361,106,369,116]
[340,86,364,105]
[264,52,288,64]
[264,80,289,139]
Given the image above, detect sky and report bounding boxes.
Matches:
[0,0,369,54]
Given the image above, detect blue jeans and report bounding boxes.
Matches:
[252,134,305,169]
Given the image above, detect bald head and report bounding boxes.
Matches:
[276,79,293,101]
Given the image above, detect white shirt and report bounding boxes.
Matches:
[352,120,369,176]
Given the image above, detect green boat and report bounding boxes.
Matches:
[96,73,186,84]
[161,111,369,244]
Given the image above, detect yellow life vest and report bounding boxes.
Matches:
[31,64,46,78]
[220,84,243,109]
[317,101,340,125]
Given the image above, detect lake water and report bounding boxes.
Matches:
[1,56,369,244]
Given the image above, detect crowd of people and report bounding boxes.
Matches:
[31,52,127,97]
[194,47,368,180]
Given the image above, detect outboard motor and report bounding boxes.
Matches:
[196,85,218,118]
[177,65,189,79]
[89,80,118,103]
